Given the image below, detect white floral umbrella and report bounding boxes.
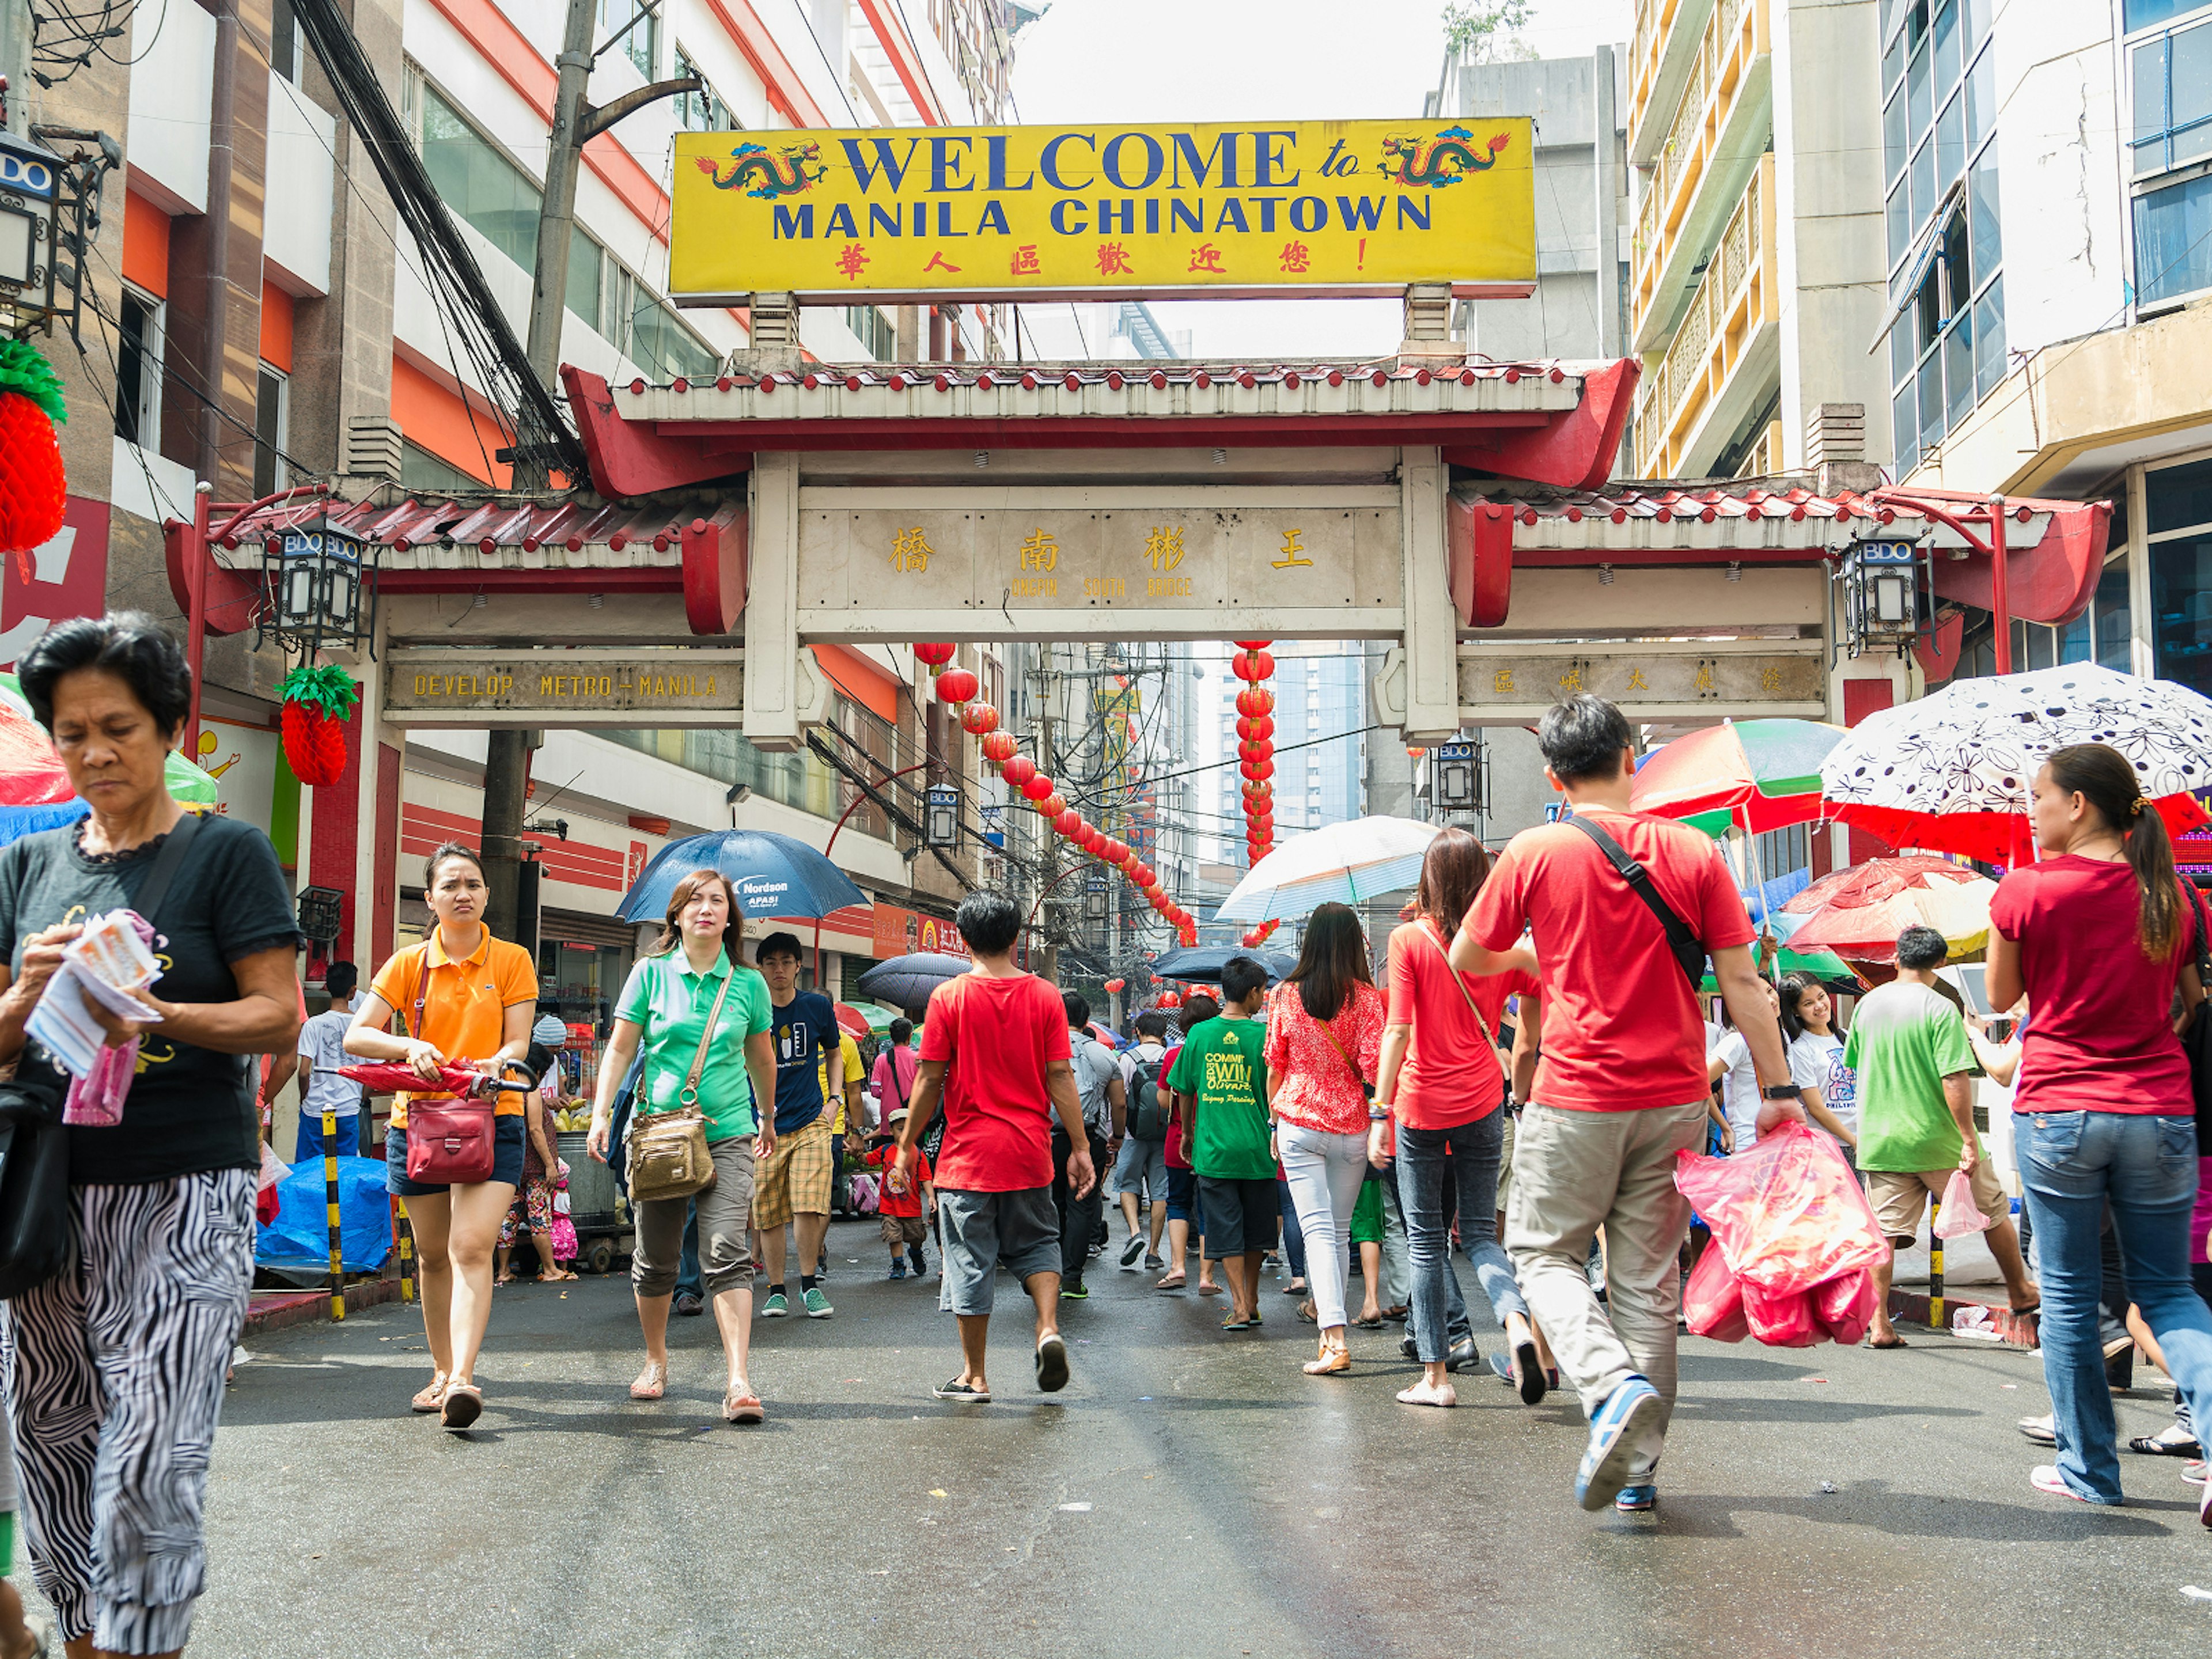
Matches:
[1819,663,2212,864]
[1211,815,1440,923]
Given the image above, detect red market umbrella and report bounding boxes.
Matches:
[1781,857,1996,963]
[834,1002,870,1041]
[1631,718,1849,836]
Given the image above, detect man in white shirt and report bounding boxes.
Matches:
[1113,1012,1172,1270]
[296,962,365,1157]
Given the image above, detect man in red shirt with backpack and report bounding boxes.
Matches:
[1453,695,1791,1516]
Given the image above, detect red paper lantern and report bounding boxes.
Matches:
[1232,638,1274,651]
[1232,649,1275,681]
[1236,688,1275,718]
[1131,862,1155,887]
[960,699,998,734]
[1238,740,1269,764]
[1159,991,1181,1009]
[1002,756,1036,788]
[1104,978,1125,994]
[1236,715,1275,742]
[1055,808,1083,836]
[1105,840,1130,865]
[935,667,979,704]
[1021,774,1055,803]
[1038,792,1066,818]
[1240,759,1274,782]
[913,642,956,669]
[1407,746,1427,759]
[981,730,1018,763]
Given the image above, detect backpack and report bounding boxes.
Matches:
[1128,1051,1168,1141]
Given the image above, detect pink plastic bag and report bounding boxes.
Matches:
[548,1211,578,1263]
[1674,1122,1889,1297]
[1813,1268,1877,1345]
[1740,1279,1821,1347]
[1682,1244,1749,1342]
[1932,1168,1994,1237]
[849,1171,881,1215]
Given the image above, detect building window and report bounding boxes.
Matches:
[114,287,162,446]
[674,49,735,131]
[2149,454,2212,698]
[1882,0,2001,475]
[845,304,894,359]
[271,0,297,79]
[412,75,541,270]
[400,441,484,494]
[597,0,658,78]
[2128,3,2212,306]
[253,367,287,498]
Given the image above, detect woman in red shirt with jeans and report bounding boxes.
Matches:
[1373,829,1544,1408]
[1988,743,2208,1517]
[1264,903,1386,1376]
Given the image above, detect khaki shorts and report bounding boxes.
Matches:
[753,1116,834,1229]
[1866,1158,2008,1242]
[880,1212,929,1247]
[1495,1110,1517,1217]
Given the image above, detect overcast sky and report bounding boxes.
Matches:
[1006,0,1632,360]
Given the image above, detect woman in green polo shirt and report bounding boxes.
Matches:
[588,869,778,1421]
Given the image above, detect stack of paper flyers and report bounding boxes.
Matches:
[28,909,165,1080]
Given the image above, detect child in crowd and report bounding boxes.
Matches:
[868,1107,935,1279]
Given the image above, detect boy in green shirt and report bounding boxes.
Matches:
[1168,956,1274,1331]
[1846,925,2037,1348]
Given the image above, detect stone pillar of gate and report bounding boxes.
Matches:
[1399,445,1459,741]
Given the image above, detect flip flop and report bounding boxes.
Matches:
[1221,1314,1253,1331]
[630,1361,668,1401]
[440,1382,483,1431]
[410,1373,449,1414]
[1866,1334,1910,1349]
[1354,1314,1384,1329]
[2128,1423,2202,1457]
[723,1385,765,1424]
[1197,1282,1223,1296]
[1297,1298,1317,1323]
[1154,1273,1188,1291]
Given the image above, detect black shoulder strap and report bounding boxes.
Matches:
[2187,880,2210,983]
[1565,814,1707,994]
[131,811,203,933]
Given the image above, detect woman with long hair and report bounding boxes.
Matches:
[1373,828,1546,1407]
[587,870,778,1419]
[1986,743,2209,1515]
[1263,902,1388,1376]
[1779,973,1858,1161]
[347,843,538,1430]
[1709,978,1856,1152]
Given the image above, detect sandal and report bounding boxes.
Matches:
[723,1384,765,1424]
[440,1381,483,1431]
[1303,1338,1351,1376]
[630,1361,669,1401]
[1221,1314,1253,1331]
[1197,1281,1222,1296]
[1154,1272,1187,1291]
[1297,1298,1317,1323]
[541,1268,579,1283]
[2128,1422,2203,1457]
[411,1372,450,1414]
[1281,1279,1307,1295]
[1354,1312,1385,1330]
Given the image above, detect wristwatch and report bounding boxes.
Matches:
[1761,1083,1800,1101]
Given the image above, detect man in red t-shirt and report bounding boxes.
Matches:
[891,892,1093,1403]
[1453,695,1787,1516]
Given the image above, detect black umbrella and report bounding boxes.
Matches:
[1146,944,1298,986]
[856,952,972,1016]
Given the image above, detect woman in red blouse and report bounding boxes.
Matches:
[1263,902,1387,1375]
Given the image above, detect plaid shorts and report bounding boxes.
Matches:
[753,1116,834,1228]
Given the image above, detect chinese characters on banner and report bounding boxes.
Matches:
[871,901,970,961]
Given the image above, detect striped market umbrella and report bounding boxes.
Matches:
[1211,816,1438,925]
[1631,718,1849,836]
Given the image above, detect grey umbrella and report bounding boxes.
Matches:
[1146,944,1298,985]
[855,952,972,1016]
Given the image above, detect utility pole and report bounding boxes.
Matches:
[1038,700,1059,986]
[478,0,696,944]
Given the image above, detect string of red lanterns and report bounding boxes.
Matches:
[1232,640,1283,950]
[916,643,1199,949]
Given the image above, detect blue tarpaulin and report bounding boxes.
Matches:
[256,1155,394,1272]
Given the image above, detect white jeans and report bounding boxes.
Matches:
[1277,1121,1371,1331]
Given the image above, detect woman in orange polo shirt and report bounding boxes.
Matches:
[346,842,537,1429]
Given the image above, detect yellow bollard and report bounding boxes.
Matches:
[393,1196,416,1303]
[323,1108,345,1321]
[1928,1194,1944,1334]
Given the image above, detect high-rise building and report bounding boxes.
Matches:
[1209,643,1365,868]
[1873,0,2195,695]
[1624,0,1892,479]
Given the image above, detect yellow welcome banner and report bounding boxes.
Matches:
[669,119,1535,304]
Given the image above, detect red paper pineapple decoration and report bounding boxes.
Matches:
[275,664,360,786]
[0,340,69,581]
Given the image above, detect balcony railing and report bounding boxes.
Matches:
[1628,0,1768,350]
[1633,153,1778,478]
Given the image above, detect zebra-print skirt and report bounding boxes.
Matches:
[0,1169,254,1655]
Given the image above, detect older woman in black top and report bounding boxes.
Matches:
[0,614,300,1656]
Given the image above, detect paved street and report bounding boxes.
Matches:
[40,1220,2212,1659]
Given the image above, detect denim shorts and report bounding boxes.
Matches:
[387,1115,526,1196]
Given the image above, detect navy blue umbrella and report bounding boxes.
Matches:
[1146,944,1298,985]
[856,952,972,1015]
[615,830,868,924]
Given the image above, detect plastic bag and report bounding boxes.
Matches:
[1683,1244,1749,1342]
[339,1060,485,1096]
[1813,1268,1876,1345]
[1674,1122,1889,1297]
[1741,1278,1821,1347]
[849,1171,881,1215]
[1932,1168,1994,1237]
[548,1211,578,1263]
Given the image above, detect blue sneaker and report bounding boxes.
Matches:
[889,1260,907,1281]
[1615,1483,1658,1513]
[1577,1376,1661,1512]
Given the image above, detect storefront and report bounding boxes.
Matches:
[536,911,646,1101]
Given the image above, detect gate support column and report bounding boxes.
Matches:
[1399,445,1459,741]
[744,452,804,753]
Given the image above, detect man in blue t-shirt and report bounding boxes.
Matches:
[753,932,851,1318]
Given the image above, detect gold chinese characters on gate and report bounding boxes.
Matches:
[880,518,1320,601]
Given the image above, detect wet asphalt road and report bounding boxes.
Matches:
[26,1218,2212,1658]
